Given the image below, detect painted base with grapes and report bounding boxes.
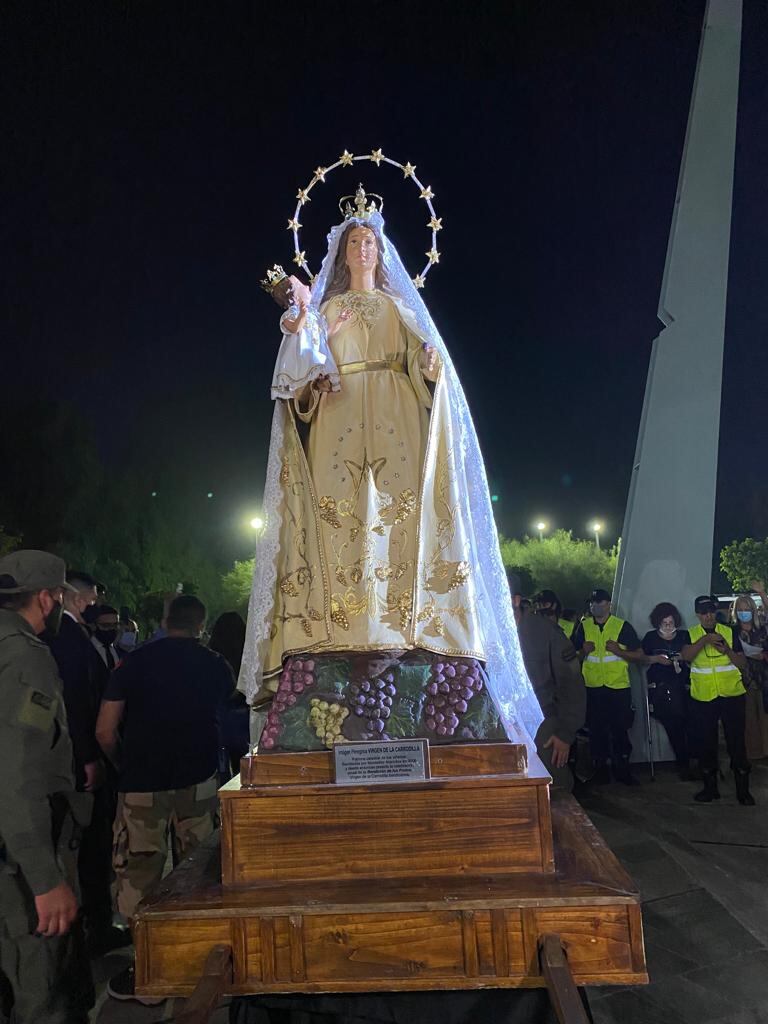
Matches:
[259,649,506,752]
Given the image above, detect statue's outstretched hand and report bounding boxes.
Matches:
[315,375,335,393]
[328,309,353,338]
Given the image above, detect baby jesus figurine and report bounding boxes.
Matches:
[261,266,342,400]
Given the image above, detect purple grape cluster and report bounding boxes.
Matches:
[348,671,396,738]
[261,658,315,749]
[424,660,483,737]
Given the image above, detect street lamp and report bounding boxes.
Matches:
[535,520,548,541]
[250,516,264,531]
[591,521,603,550]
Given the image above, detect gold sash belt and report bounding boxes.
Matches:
[338,359,407,376]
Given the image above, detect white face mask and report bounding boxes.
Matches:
[118,631,137,650]
[658,625,677,640]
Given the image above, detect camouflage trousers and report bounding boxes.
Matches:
[113,775,218,921]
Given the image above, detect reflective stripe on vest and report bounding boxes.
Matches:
[687,624,745,701]
[581,615,630,689]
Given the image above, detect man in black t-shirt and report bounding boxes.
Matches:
[95,595,234,1002]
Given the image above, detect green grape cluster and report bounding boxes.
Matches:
[309,699,349,748]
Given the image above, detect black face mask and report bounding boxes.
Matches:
[97,628,118,646]
[41,602,63,641]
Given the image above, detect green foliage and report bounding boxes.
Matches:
[499,529,617,609]
[0,399,231,634]
[221,559,255,616]
[0,527,21,558]
[504,565,535,596]
[719,537,768,591]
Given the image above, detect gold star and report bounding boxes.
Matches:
[402,162,416,178]
[339,149,354,166]
[419,186,435,201]
[296,188,312,205]
[293,250,307,267]
[413,274,426,289]
[426,248,440,265]
[370,148,384,166]
[313,166,327,183]
[287,217,302,232]
[428,215,443,232]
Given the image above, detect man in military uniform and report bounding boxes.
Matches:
[0,551,94,1024]
[516,596,586,789]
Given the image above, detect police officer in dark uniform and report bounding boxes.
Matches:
[515,590,586,789]
[0,551,94,1024]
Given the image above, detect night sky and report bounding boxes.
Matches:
[4,1,768,567]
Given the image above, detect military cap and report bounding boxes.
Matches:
[0,550,75,594]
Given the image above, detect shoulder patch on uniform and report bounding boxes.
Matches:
[18,688,56,731]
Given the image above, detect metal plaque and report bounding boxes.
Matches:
[333,739,430,786]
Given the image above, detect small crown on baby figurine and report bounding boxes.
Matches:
[338,184,384,220]
[260,264,288,293]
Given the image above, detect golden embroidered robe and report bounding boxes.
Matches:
[263,289,484,678]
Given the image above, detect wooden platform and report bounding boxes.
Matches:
[222,744,553,886]
[134,792,647,997]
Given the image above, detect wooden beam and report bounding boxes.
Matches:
[539,934,590,1024]
[174,944,232,1024]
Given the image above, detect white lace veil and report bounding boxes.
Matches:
[239,213,542,745]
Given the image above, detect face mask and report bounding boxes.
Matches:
[97,628,118,645]
[737,610,753,623]
[42,602,63,639]
[658,625,677,639]
[118,631,137,650]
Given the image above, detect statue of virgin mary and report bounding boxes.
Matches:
[240,189,541,752]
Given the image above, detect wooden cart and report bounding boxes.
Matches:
[134,743,647,1022]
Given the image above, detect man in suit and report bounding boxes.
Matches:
[48,572,129,955]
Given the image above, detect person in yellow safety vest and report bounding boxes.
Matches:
[681,594,752,805]
[570,588,644,785]
[559,610,577,640]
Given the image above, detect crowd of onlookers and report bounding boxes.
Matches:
[44,572,249,1003]
[512,578,768,806]
[3,547,766,1019]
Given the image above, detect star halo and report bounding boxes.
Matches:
[288,149,442,290]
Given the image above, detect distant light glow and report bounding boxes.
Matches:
[207,492,214,499]
[491,494,499,503]
[250,516,264,530]
[151,491,157,497]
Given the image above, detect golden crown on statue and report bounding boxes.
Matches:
[259,264,288,293]
[338,184,384,220]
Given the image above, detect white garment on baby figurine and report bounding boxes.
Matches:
[271,306,340,400]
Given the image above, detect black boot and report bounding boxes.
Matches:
[734,768,756,806]
[694,769,720,803]
[613,756,640,786]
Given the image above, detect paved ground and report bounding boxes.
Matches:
[91,758,768,1023]
[583,759,768,1024]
